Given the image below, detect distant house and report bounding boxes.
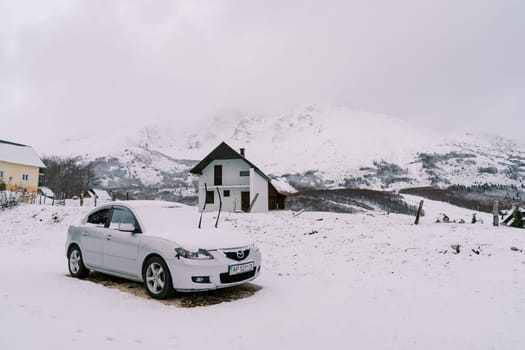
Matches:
[0,139,46,193]
[83,188,112,201]
[38,186,55,199]
[190,142,287,212]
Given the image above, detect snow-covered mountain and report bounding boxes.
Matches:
[41,104,525,196]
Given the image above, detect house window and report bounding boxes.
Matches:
[224,190,230,197]
[214,165,222,186]
[240,171,250,177]
[0,170,3,178]
[206,190,214,204]
[22,174,29,181]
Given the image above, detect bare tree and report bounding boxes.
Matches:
[41,156,94,198]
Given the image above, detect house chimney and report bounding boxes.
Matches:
[240,148,245,157]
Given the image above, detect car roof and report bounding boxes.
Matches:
[87,200,193,214]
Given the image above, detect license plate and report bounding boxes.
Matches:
[228,261,255,276]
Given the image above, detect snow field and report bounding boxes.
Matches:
[1,197,524,349]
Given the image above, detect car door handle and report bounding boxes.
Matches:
[82,231,88,236]
[106,234,112,240]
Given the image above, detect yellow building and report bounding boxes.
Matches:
[0,139,46,193]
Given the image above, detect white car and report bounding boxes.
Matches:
[66,200,261,299]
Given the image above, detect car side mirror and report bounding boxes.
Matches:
[118,223,136,232]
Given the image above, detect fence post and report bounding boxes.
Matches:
[493,201,499,226]
[415,200,424,225]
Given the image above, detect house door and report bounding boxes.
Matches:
[241,191,250,212]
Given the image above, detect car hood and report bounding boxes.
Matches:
[145,227,253,251]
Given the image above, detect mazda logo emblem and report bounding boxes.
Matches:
[236,250,245,259]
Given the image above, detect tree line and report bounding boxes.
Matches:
[41,156,96,198]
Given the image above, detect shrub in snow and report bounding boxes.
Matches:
[0,180,5,191]
[0,191,18,210]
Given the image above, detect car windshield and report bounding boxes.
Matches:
[133,205,199,233]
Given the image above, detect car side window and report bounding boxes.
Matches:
[87,209,111,228]
[109,207,141,233]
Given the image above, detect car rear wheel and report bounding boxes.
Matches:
[143,256,174,299]
[68,245,89,278]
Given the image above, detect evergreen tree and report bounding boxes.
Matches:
[511,209,524,229]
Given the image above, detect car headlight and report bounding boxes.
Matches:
[175,247,214,260]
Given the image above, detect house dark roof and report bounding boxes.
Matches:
[0,139,28,147]
[190,142,271,182]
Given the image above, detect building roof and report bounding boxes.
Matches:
[0,139,46,168]
[190,142,271,182]
[39,186,55,198]
[271,178,297,194]
[0,139,28,147]
[90,188,112,200]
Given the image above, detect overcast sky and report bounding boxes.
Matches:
[1,0,524,146]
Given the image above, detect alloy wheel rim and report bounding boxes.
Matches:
[146,262,165,294]
[70,250,80,274]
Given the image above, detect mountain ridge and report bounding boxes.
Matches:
[39,105,525,198]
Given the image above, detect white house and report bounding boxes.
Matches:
[190,142,287,213]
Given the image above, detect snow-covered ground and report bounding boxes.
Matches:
[1,197,524,349]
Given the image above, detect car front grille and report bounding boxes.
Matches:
[220,268,256,284]
[223,249,250,261]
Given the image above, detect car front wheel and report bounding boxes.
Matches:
[68,245,89,278]
[143,256,174,299]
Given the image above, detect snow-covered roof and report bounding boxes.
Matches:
[0,140,46,168]
[271,178,297,194]
[39,186,55,198]
[90,188,112,200]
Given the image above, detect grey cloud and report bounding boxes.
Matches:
[1,0,524,143]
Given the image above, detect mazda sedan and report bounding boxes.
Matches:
[66,200,261,299]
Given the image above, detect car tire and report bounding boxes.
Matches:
[143,256,174,299]
[68,245,90,279]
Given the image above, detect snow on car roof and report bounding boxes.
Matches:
[127,201,200,232]
[85,200,202,232]
[119,200,192,209]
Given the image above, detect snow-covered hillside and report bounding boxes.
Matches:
[39,105,525,193]
[1,198,524,349]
